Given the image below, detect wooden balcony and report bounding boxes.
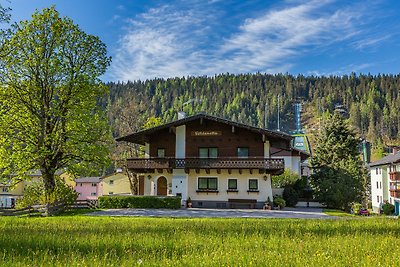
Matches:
[389,172,400,181]
[126,157,285,175]
[390,189,400,198]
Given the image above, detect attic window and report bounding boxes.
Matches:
[109,180,114,185]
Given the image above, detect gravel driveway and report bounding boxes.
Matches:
[89,207,333,219]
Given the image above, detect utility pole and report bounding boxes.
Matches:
[264,101,268,130]
[277,94,280,131]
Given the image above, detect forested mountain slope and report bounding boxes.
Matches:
[107,73,400,147]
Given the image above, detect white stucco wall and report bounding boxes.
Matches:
[272,155,301,176]
[371,166,385,212]
[172,169,188,200]
[264,141,270,158]
[144,143,150,159]
[186,169,272,203]
[175,125,185,158]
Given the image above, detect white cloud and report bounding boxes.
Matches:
[110,0,388,81]
[307,63,374,76]
[352,34,392,50]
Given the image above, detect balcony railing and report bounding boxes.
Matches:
[389,172,400,181]
[390,190,400,198]
[126,157,284,173]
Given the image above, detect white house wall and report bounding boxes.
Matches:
[272,155,301,176]
[172,169,188,200]
[186,169,272,207]
[175,125,186,158]
[263,141,270,158]
[371,166,385,213]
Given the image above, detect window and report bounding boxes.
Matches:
[109,192,113,195]
[199,148,218,158]
[380,182,382,189]
[91,192,97,196]
[380,196,383,202]
[237,147,249,158]
[376,168,378,175]
[377,196,379,202]
[198,177,218,190]
[80,183,83,187]
[157,148,165,158]
[376,181,379,189]
[228,179,238,190]
[109,180,114,185]
[91,183,97,187]
[2,187,8,192]
[248,179,258,191]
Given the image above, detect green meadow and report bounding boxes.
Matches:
[0,215,398,266]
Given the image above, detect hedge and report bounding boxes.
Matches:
[98,196,181,209]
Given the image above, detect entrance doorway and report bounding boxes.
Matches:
[157,176,168,196]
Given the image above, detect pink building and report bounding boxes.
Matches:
[74,177,102,200]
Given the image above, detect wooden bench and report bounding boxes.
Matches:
[228,199,257,209]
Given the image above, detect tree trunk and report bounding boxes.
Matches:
[127,170,138,195]
[42,169,56,203]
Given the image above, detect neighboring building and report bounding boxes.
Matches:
[369,150,400,215]
[117,113,309,208]
[74,177,102,200]
[101,170,131,196]
[0,169,72,208]
[0,181,24,208]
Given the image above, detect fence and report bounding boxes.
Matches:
[0,199,98,217]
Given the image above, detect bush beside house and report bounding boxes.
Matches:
[282,187,299,207]
[382,203,395,215]
[98,196,181,209]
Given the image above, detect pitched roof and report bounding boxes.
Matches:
[116,113,292,145]
[369,153,400,167]
[27,169,66,176]
[74,177,101,183]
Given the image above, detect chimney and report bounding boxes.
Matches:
[393,147,399,155]
[178,111,187,120]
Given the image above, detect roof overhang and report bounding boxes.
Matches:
[116,113,293,145]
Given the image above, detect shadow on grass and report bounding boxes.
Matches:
[55,208,99,216]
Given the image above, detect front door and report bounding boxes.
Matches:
[157,176,167,196]
[138,175,144,195]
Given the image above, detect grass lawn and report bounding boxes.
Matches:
[323,209,355,217]
[0,215,399,266]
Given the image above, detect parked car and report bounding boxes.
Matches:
[358,208,370,216]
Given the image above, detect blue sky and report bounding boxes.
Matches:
[6,0,400,81]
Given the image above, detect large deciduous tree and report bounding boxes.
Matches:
[0,7,112,200]
[310,113,368,210]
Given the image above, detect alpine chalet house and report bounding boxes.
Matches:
[117,113,308,208]
[369,149,400,215]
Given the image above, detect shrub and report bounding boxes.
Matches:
[272,170,301,188]
[352,203,362,214]
[17,176,78,208]
[382,203,395,215]
[282,186,299,207]
[273,196,286,209]
[98,196,181,209]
